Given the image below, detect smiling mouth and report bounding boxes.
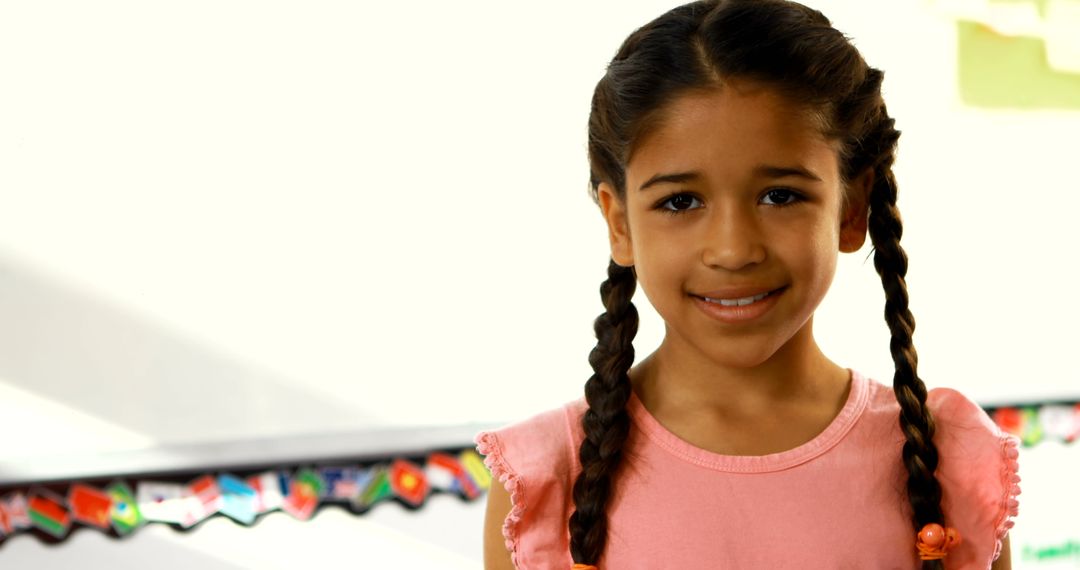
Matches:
[691,287,785,307]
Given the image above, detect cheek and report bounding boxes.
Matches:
[626,223,691,302]
[801,212,842,253]
[801,237,840,292]
[780,217,840,285]
[633,242,683,290]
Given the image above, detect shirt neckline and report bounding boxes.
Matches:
[626,368,870,473]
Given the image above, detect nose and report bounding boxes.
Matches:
[701,204,767,270]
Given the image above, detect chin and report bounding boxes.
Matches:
[691,339,785,370]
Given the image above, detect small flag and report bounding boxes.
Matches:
[444,453,483,498]
[357,465,393,508]
[0,500,11,537]
[1020,407,1044,446]
[2,493,31,532]
[28,489,71,539]
[1039,405,1080,443]
[994,408,1022,435]
[68,484,114,530]
[246,471,285,514]
[0,502,9,537]
[424,453,459,492]
[106,482,144,535]
[319,466,361,502]
[390,459,429,507]
[218,474,257,525]
[137,481,197,526]
[425,452,479,498]
[282,469,322,521]
[459,449,492,492]
[186,475,223,525]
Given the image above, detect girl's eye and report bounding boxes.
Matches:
[658,193,703,214]
[760,188,803,207]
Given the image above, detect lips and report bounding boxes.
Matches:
[691,286,785,324]
[692,285,786,300]
[699,290,772,306]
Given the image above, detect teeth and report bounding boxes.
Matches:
[703,291,770,307]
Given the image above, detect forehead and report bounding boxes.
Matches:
[626,84,840,190]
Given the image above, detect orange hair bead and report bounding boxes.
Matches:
[916,523,962,560]
[571,565,598,570]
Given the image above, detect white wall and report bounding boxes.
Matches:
[2,0,1076,461]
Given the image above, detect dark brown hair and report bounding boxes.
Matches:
[572,1,945,568]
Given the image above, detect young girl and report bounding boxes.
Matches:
[476,1,1021,568]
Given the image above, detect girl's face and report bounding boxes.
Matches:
[597,82,871,370]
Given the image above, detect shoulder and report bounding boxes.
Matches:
[860,374,1011,450]
[474,398,586,569]
[927,387,1022,564]
[476,398,586,461]
[475,398,587,490]
[859,374,1021,566]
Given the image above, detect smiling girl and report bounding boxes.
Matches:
[476,1,1020,568]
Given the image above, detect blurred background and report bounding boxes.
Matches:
[1,0,1077,567]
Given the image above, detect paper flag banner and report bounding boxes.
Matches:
[106,482,144,535]
[358,465,393,508]
[459,449,491,491]
[282,469,322,521]
[991,403,1080,446]
[68,484,113,530]
[390,459,429,507]
[218,474,257,525]
[246,471,286,514]
[0,445,510,545]
[28,489,71,539]
[2,493,31,532]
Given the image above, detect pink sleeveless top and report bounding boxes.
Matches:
[475,370,1020,569]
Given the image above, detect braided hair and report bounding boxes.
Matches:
[574,1,945,568]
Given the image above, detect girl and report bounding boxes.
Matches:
[477,1,1021,568]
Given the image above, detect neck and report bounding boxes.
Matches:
[630,318,848,418]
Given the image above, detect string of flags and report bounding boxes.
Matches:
[0,449,491,545]
[988,402,1080,447]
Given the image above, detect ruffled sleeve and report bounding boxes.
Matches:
[474,399,585,569]
[928,388,1022,568]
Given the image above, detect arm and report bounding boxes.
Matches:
[483,481,517,570]
[991,534,1012,570]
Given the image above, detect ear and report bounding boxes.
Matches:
[839,167,873,253]
[597,182,635,267]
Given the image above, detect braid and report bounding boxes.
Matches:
[569,258,639,565]
[865,115,946,570]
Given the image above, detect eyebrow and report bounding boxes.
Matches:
[754,164,823,182]
[638,164,823,191]
[638,171,701,191]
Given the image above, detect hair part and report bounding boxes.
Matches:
[575,1,946,568]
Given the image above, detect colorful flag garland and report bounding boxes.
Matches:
[0,449,490,545]
[988,403,1080,447]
